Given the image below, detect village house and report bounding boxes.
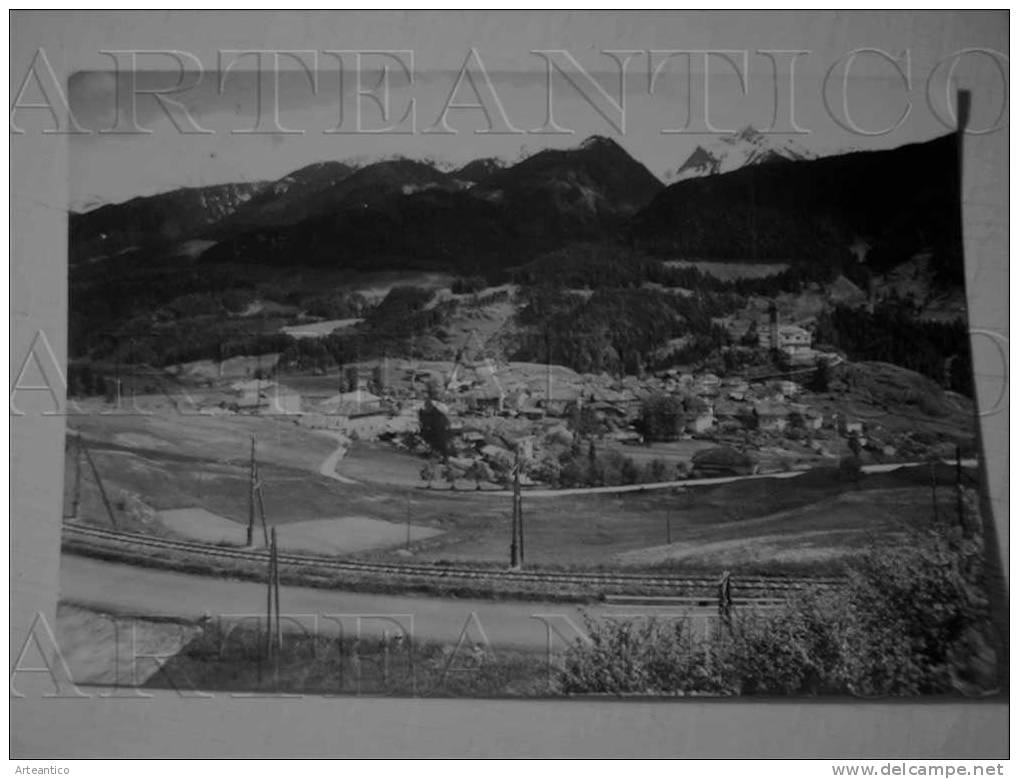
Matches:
[609,429,643,443]
[722,377,750,401]
[232,395,269,414]
[590,400,629,425]
[803,408,824,430]
[843,419,864,436]
[411,370,434,384]
[470,371,506,412]
[692,373,721,397]
[758,324,813,356]
[787,403,823,431]
[320,389,383,417]
[685,396,715,435]
[713,399,748,434]
[465,386,504,414]
[771,379,801,397]
[757,304,813,360]
[753,400,790,433]
[517,406,541,420]
[504,387,530,413]
[232,379,304,415]
[517,436,535,461]
[589,385,630,405]
[478,443,512,466]
[537,386,581,417]
[687,412,715,435]
[713,399,741,419]
[461,430,487,448]
[675,373,695,391]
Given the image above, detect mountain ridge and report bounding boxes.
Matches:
[632,132,962,283]
[667,126,814,182]
[69,132,961,288]
[68,181,268,264]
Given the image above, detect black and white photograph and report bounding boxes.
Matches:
[10,8,1010,760]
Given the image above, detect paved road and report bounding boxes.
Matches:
[60,555,715,651]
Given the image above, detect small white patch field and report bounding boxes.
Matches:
[159,508,443,553]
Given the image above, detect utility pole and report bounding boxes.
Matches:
[405,495,412,550]
[255,471,270,547]
[544,322,552,414]
[955,445,965,530]
[68,433,83,520]
[126,337,136,410]
[509,453,521,569]
[265,532,274,663]
[266,528,282,676]
[255,349,262,416]
[517,466,525,568]
[272,527,282,662]
[929,459,939,523]
[666,506,672,545]
[247,434,256,546]
[718,570,733,630]
[514,451,525,567]
[246,434,270,547]
[509,496,518,569]
[79,435,118,528]
[114,337,121,410]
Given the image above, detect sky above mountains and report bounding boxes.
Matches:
[61,11,1006,210]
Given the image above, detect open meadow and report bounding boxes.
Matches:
[64,396,971,576]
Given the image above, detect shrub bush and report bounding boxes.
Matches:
[559,616,725,696]
[557,519,996,697]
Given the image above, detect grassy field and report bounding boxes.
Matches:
[158,508,443,553]
[340,442,435,487]
[63,402,973,576]
[662,260,791,280]
[280,318,363,338]
[69,397,336,474]
[395,465,969,575]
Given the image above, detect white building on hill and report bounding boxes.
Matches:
[757,302,813,361]
[758,324,812,356]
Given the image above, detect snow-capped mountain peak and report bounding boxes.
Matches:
[667,126,813,182]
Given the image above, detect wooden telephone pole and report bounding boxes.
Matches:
[405,495,412,550]
[247,434,270,547]
[67,433,84,519]
[247,435,256,545]
[544,323,552,414]
[509,451,524,568]
[955,445,965,529]
[69,433,118,528]
[265,527,282,675]
[516,460,525,566]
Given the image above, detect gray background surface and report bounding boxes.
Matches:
[10,10,1008,758]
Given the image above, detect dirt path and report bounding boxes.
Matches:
[59,555,715,651]
[315,431,359,485]
[469,459,978,499]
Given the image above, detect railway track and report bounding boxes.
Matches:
[62,522,844,599]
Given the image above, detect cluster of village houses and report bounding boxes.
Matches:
[200,310,875,484]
